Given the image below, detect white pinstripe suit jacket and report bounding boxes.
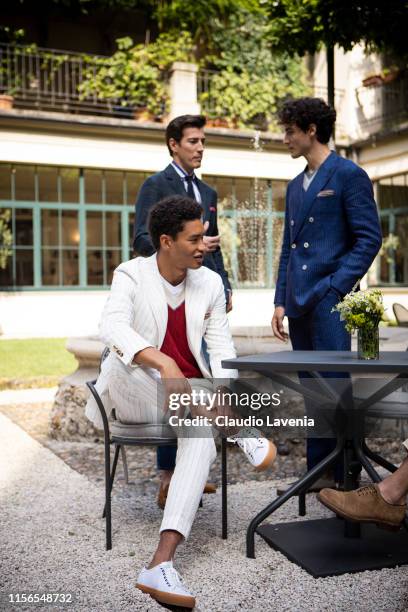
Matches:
[85,254,237,429]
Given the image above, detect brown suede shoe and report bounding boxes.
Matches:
[157,481,217,510]
[318,484,406,531]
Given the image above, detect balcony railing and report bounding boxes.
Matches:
[197,68,219,116]
[356,76,408,133]
[0,43,147,119]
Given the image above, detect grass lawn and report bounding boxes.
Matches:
[0,338,77,386]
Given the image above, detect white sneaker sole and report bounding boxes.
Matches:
[255,440,277,472]
[136,582,195,608]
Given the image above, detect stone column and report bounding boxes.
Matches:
[169,62,200,119]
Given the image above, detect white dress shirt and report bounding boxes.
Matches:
[171,161,202,203]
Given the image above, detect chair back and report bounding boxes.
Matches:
[93,345,177,443]
[393,303,408,327]
[99,346,111,372]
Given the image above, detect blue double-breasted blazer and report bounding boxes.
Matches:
[133,164,231,295]
[274,152,382,318]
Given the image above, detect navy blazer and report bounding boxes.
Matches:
[274,152,382,318]
[133,164,231,294]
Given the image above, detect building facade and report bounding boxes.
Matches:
[1,42,408,336]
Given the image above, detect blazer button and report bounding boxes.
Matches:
[304,242,309,248]
[291,243,296,249]
[302,264,308,270]
[113,344,123,357]
[290,220,294,226]
[309,216,314,223]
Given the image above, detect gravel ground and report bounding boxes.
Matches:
[0,402,406,498]
[1,411,408,612]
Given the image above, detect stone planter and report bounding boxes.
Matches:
[49,337,104,441]
[232,325,286,357]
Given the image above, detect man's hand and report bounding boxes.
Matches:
[203,220,220,253]
[271,306,289,342]
[132,347,192,413]
[160,359,192,414]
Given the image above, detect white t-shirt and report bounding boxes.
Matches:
[161,276,185,310]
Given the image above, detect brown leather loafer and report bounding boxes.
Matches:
[157,481,217,510]
[317,484,406,530]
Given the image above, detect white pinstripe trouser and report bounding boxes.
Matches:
[108,359,217,539]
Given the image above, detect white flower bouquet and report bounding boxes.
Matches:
[332,288,385,359]
[332,288,385,333]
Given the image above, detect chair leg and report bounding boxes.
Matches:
[298,491,306,516]
[362,440,398,474]
[221,437,228,539]
[121,446,129,484]
[103,444,121,521]
[103,439,116,551]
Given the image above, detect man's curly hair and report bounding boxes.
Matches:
[278,97,336,144]
[148,195,203,250]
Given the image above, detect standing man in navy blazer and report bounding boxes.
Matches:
[134,114,232,506]
[272,97,382,489]
[134,114,231,304]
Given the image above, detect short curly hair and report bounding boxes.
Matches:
[278,97,336,144]
[148,195,203,250]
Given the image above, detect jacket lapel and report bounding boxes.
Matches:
[185,269,209,369]
[164,164,187,197]
[292,151,339,242]
[196,178,211,220]
[289,174,305,229]
[139,256,168,347]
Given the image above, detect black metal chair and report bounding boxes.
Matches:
[353,378,408,473]
[393,303,408,327]
[86,348,228,550]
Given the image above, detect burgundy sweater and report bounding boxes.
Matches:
[160,303,202,378]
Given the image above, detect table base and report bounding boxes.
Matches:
[257,518,408,577]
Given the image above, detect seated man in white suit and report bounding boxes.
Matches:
[85,195,276,609]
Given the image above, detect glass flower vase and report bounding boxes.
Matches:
[357,326,379,360]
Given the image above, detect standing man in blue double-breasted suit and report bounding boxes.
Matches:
[272,97,382,490]
[134,114,232,508]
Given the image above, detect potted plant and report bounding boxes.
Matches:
[332,288,385,360]
[0,93,13,110]
[0,26,26,109]
[381,66,400,84]
[78,32,194,122]
[362,74,383,87]
[0,209,12,269]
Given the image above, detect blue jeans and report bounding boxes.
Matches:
[157,445,178,471]
[288,288,351,482]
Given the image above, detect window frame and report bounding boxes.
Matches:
[0,164,137,290]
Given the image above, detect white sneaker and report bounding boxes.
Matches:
[228,428,277,471]
[136,561,195,608]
